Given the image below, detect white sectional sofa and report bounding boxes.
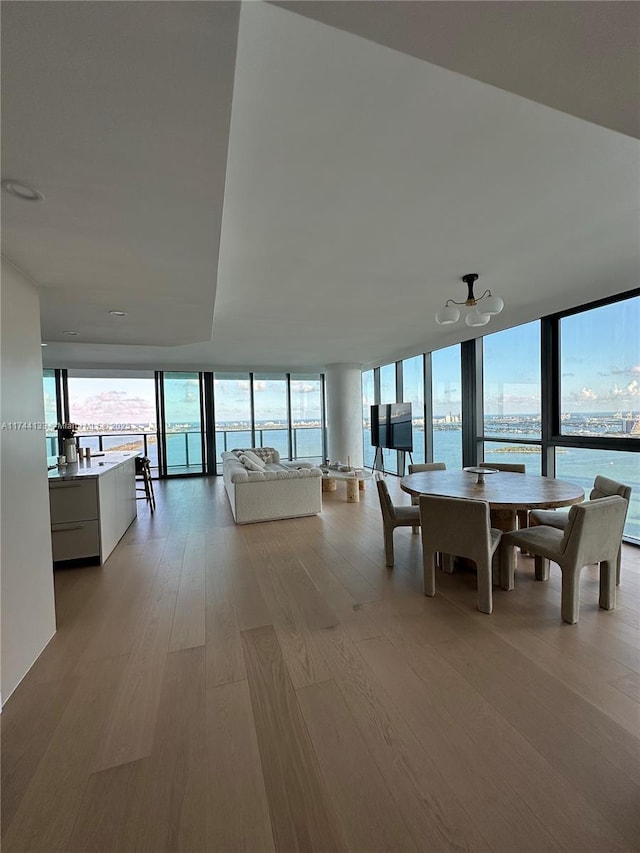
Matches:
[221,447,322,524]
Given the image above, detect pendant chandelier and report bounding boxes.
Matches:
[435,274,504,327]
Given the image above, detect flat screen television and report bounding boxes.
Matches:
[370,403,413,451]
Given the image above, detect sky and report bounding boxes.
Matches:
[48,297,639,428]
[61,375,324,427]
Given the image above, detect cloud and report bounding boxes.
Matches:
[72,392,155,422]
[609,365,640,376]
[579,387,598,400]
[290,382,317,393]
[609,380,639,400]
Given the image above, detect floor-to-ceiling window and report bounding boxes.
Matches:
[431,345,462,468]
[402,355,425,464]
[482,321,542,474]
[558,296,639,540]
[362,369,375,469]
[378,363,398,474]
[67,374,158,465]
[160,372,205,474]
[253,373,290,460]
[559,298,639,440]
[290,374,324,459]
[213,373,253,461]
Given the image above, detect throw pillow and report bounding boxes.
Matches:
[239,454,264,472]
[242,449,267,468]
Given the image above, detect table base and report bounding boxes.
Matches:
[322,476,368,502]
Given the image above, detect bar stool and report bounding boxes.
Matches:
[135,456,156,512]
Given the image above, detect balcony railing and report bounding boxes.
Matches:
[47,426,323,474]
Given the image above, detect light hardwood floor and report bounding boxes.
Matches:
[2,476,639,852]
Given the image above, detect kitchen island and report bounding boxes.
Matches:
[48,452,138,565]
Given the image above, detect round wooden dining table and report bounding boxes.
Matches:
[400,469,585,532]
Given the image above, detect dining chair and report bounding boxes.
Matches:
[529,475,631,585]
[408,461,446,534]
[376,477,421,568]
[500,495,628,623]
[487,462,528,530]
[419,494,502,614]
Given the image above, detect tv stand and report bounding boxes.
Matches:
[373,447,413,476]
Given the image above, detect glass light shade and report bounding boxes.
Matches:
[482,294,504,315]
[435,305,460,325]
[465,308,491,327]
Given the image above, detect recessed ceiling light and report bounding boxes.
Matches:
[63,330,79,336]
[41,343,48,347]
[1,179,45,202]
[108,310,127,317]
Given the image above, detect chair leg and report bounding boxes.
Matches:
[534,555,550,581]
[423,549,437,597]
[561,565,582,624]
[383,524,395,568]
[499,543,515,591]
[616,547,622,586]
[411,496,419,534]
[477,558,493,615]
[441,553,455,574]
[491,550,500,585]
[145,466,156,511]
[599,559,616,611]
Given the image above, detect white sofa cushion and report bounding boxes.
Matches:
[239,453,264,472]
[242,449,267,468]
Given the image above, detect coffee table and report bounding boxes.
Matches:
[322,469,373,502]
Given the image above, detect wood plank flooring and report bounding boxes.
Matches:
[2,476,639,852]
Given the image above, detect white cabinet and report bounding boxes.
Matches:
[49,479,99,524]
[98,457,137,561]
[50,520,100,562]
[50,480,100,561]
[49,455,137,565]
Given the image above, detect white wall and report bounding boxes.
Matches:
[325,364,363,467]
[1,259,57,704]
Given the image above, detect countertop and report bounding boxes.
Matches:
[48,451,139,481]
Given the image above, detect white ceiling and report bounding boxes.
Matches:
[2,1,639,372]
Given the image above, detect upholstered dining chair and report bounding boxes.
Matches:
[487,462,528,530]
[419,495,502,614]
[529,475,631,585]
[408,461,446,534]
[500,495,628,624]
[376,477,421,568]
